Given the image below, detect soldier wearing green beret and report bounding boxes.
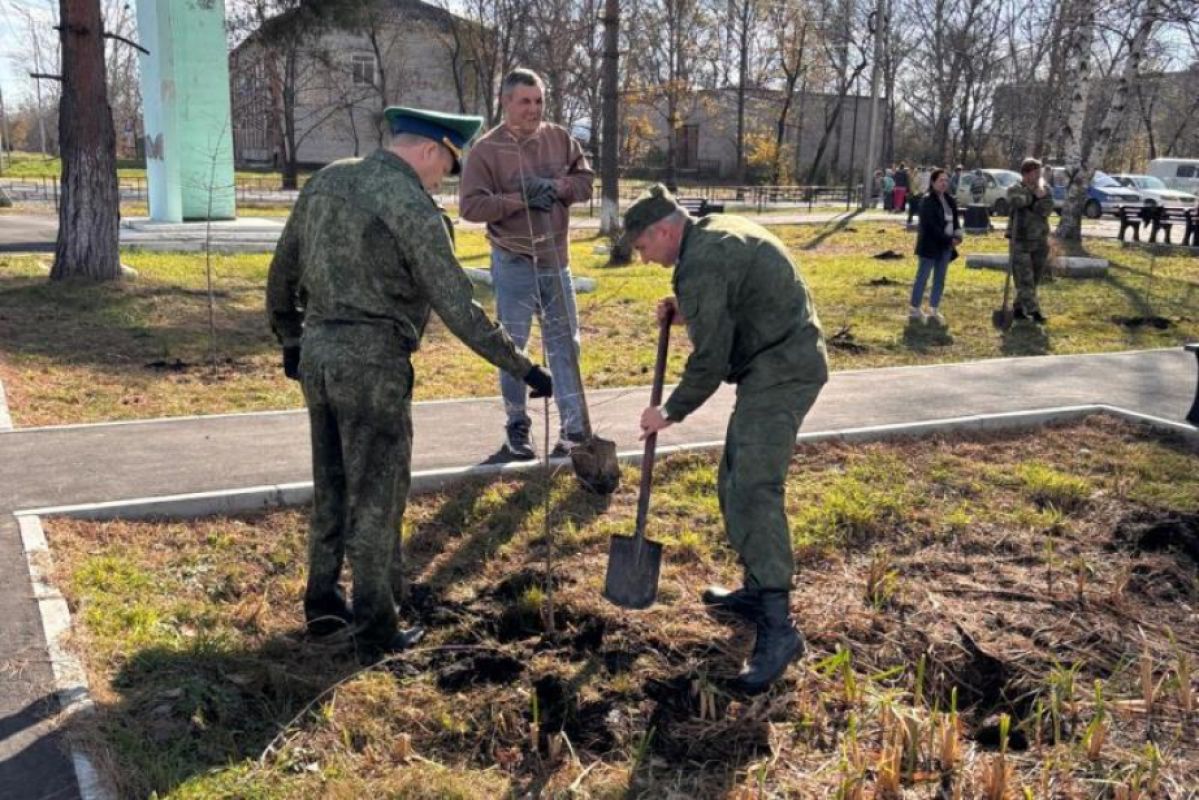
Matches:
[1006,157,1054,323]
[627,184,828,695]
[267,106,553,659]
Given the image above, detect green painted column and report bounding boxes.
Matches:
[136,0,236,221]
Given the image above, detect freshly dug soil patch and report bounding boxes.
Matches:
[1111,314,1173,330]
[1114,508,1199,561]
[436,653,525,691]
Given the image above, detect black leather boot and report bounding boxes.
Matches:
[734,590,804,695]
[356,626,426,664]
[701,585,759,620]
[304,586,354,638]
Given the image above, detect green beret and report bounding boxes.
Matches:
[621,183,683,244]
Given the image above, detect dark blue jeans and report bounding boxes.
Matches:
[910,250,952,308]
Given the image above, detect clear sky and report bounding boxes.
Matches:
[0,0,59,109]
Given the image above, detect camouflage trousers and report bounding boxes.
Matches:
[1013,243,1049,314]
[300,350,413,647]
[718,381,824,592]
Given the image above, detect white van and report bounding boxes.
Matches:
[1147,158,1199,194]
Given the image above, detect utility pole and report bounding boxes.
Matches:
[599,0,621,238]
[859,0,886,209]
[0,83,10,172]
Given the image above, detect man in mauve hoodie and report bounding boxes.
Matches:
[459,68,595,461]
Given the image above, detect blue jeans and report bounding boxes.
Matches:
[492,247,583,437]
[910,251,951,308]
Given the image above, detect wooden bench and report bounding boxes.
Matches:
[1115,205,1199,245]
[1137,205,1198,244]
[1187,343,1199,426]
[1113,206,1146,242]
[677,197,725,217]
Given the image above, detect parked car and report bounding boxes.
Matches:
[1046,167,1144,218]
[1146,158,1199,194]
[1110,174,1197,208]
[954,169,1021,215]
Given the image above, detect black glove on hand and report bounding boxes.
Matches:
[523,177,557,211]
[283,345,301,381]
[524,365,553,399]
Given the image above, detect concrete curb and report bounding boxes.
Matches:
[0,376,12,431]
[14,402,1195,800]
[13,513,112,800]
[20,403,1195,523]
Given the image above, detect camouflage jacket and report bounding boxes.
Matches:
[663,215,829,422]
[266,149,532,377]
[1006,182,1055,246]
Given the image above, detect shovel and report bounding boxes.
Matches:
[602,310,672,609]
[529,207,620,495]
[992,208,1017,331]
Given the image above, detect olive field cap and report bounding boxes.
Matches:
[384,106,484,174]
[620,183,684,247]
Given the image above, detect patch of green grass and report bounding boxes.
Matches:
[1,218,1196,426]
[1016,461,1092,512]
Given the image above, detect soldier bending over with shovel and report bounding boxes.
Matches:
[627,185,828,694]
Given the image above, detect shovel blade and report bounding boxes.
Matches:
[570,435,620,495]
[992,307,1013,331]
[602,534,663,610]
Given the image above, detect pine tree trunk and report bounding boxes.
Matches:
[51,0,120,282]
[1054,1,1096,244]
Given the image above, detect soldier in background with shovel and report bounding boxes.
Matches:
[627,185,828,695]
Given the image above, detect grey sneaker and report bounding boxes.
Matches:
[504,419,536,460]
[549,431,586,459]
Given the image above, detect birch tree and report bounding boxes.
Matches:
[1053,0,1097,242]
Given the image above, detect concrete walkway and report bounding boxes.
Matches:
[1,348,1197,799]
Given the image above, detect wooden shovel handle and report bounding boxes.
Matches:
[634,309,673,539]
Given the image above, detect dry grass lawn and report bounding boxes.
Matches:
[1,218,1195,427]
[46,417,1199,798]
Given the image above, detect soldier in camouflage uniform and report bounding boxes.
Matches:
[626,184,828,695]
[267,107,553,658]
[1006,158,1054,323]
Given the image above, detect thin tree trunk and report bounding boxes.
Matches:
[282,48,299,191]
[52,0,120,282]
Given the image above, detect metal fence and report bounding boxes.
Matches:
[2,175,866,214]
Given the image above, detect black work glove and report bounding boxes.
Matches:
[282,345,301,381]
[523,177,557,211]
[524,365,553,399]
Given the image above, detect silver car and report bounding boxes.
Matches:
[1111,174,1197,208]
[954,169,1021,216]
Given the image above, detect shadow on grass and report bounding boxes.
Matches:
[83,632,365,798]
[901,319,955,353]
[800,208,865,251]
[1081,245,1199,319]
[0,274,276,371]
[1000,320,1051,356]
[403,469,611,594]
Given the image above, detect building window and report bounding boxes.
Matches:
[351,54,375,86]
